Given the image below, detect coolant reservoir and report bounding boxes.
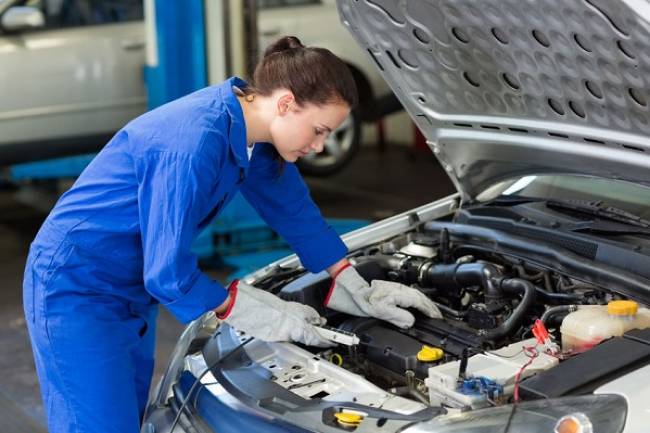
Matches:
[561,301,650,353]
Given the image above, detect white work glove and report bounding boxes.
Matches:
[218,280,334,347]
[324,265,443,329]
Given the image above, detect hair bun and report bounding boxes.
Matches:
[263,36,304,58]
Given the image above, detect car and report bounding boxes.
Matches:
[142,0,650,432]
[0,0,398,175]
[0,0,146,165]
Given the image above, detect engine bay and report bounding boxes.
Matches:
[265,221,650,410]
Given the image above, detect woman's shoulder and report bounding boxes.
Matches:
[123,85,232,158]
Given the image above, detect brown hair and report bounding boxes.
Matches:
[248,36,358,109]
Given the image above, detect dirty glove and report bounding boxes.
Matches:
[324,265,443,329]
[218,280,333,347]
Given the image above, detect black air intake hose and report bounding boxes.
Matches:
[353,256,505,299]
[483,278,536,341]
[420,263,536,341]
[419,262,503,301]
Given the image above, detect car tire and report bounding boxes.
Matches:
[297,109,361,177]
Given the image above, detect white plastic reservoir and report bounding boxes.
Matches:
[561,301,650,353]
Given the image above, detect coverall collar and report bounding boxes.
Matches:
[222,76,251,170]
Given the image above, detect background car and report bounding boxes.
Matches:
[0,0,403,175]
[0,0,146,165]
[143,0,650,432]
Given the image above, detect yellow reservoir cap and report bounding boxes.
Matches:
[417,345,444,362]
[334,412,363,426]
[608,300,638,316]
[329,353,343,366]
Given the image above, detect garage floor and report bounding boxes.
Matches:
[0,145,453,430]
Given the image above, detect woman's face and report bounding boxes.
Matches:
[269,94,350,163]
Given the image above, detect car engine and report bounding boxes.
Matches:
[265,223,646,409]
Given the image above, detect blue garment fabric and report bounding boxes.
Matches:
[23,76,347,433]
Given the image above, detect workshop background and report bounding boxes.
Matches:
[0,0,453,430]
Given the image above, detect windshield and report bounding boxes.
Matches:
[489,175,650,219]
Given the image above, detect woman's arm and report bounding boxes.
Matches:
[327,258,350,277]
[135,150,229,324]
[214,293,232,314]
[240,143,348,273]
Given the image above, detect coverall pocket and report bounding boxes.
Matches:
[128,303,156,341]
[137,320,148,338]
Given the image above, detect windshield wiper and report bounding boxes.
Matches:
[545,199,650,229]
[570,220,650,238]
[484,197,650,238]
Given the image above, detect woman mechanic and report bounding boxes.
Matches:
[23,36,441,433]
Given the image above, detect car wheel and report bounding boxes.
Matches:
[297,110,361,177]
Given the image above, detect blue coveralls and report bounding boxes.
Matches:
[23,77,347,433]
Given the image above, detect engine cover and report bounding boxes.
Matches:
[341,317,484,381]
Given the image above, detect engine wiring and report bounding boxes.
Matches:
[513,345,539,403]
[503,343,539,433]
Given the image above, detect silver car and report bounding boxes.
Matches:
[144,0,650,432]
[0,0,145,164]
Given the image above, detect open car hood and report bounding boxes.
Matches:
[336,0,650,201]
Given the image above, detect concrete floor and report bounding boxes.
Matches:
[0,145,453,430]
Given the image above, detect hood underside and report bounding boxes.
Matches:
[336,0,650,200]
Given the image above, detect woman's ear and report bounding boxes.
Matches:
[277,92,296,116]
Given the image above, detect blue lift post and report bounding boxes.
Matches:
[143,0,207,109]
[10,0,369,279]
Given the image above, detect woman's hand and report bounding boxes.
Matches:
[215,281,333,347]
[324,264,442,328]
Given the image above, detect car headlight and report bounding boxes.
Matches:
[406,394,626,433]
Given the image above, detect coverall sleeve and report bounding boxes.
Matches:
[240,144,348,273]
[135,150,228,324]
